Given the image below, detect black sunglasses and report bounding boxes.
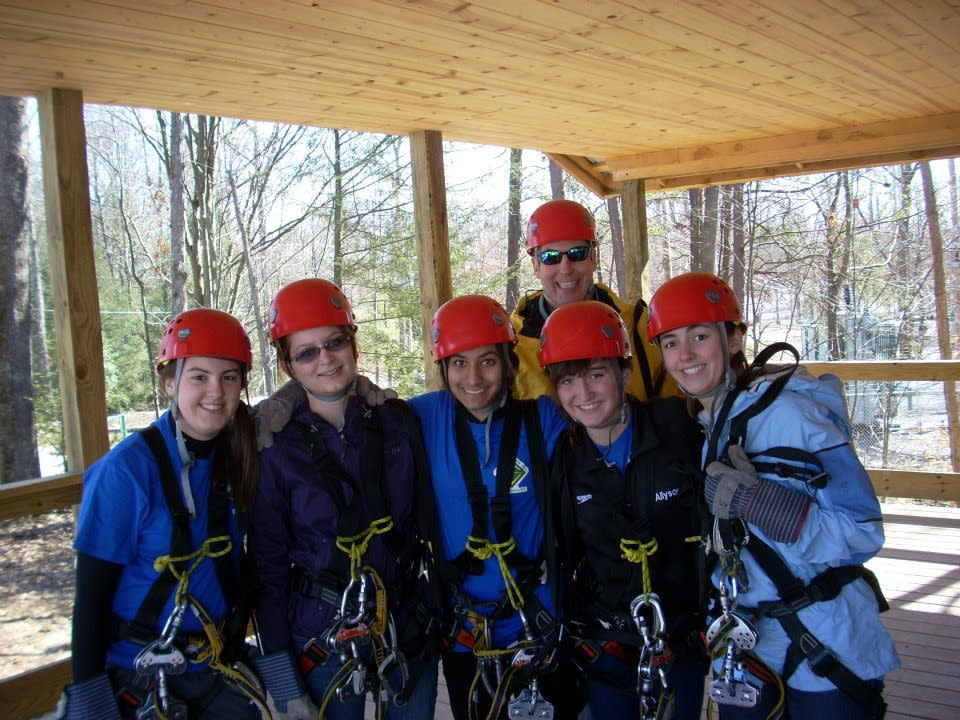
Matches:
[537,245,592,265]
[290,335,351,365]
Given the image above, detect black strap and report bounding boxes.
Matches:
[447,399,551,622]
[631,297,655,400]
[126,426,234,639]
[296,406,394,580]
[746,536,888,719]
[704,342,800,466]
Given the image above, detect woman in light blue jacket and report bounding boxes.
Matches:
[646,273,898,720]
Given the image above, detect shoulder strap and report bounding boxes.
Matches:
[630,297,655,400]
[129,425,236,636]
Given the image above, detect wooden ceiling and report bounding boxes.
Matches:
[2,0,960,195]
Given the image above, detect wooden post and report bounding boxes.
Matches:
[409,130,452,391]
[37,88,109,473]
[621,178,651,299]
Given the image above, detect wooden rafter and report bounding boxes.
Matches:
[607,113,960,183]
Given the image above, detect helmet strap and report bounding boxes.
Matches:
[170,358,198,519]
[303,375,356,433]
[673,322,737,416]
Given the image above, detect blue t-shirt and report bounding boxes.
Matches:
[74,412,244,670]
[407,392,568,648]
[591,418,634,475]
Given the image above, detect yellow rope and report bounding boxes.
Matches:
[182,594,273,718]
[620,537,658,601]
[336,516,394,580]
[465,535,525,611]
[153,535,232,606]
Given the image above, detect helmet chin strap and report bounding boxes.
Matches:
[576,359,630,461]
[171,357,198,519]
[442,345,514,466]
[304,375,357,432]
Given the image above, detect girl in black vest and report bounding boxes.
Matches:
[539,300,708,720]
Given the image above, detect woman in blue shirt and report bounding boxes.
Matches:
[66,308,263,720]
[647,273,898,720]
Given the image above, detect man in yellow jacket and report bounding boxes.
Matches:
[511,199,678,400]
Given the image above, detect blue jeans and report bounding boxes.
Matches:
[717,679,885,720]
[585,653,706,720]
[293,634,438,720]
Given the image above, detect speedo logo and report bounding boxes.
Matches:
[576,493,592,504]
[655,488,679,502]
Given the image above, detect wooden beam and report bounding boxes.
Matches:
[546,153,618,198]
[409,130,452,391]
[869,469,960,503]
[0,473,82,522]
[620,179,649,300]
[37,88,109,473]
[801,360,960,382]
[644,146,960,193]
[0,658,70,720]
[608,113,960,182]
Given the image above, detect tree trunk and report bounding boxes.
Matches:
[731,184,745,307]
[333,128,344,288]
[505,148,522,312]
[700,185,719,274]
[228,174,274,394]
[606,197,626,295]
[718,186,732,282]
[548,158,565,200]
[169,112,187,314]
[0,96,40,483]
[920,161,960,472]
[687,188,703,271]
[29,219,49,376]
[823,174,845,359]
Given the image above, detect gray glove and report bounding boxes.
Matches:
[356,374,399,406]
[252,380,305,449]
[61,673,122,720]
[705,444,812,543]
[251,650,317,718]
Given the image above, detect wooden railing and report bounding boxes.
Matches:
[1,358,959,719]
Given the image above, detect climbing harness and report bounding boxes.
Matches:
[440,399,558,720]
[701,343,889,719]
[120,425,269,720]
[295,402,434,714]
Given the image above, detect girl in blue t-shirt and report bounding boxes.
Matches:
[66,308,262,720]
[539,300,708,720]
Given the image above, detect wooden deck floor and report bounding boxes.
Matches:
[420,501,960,720]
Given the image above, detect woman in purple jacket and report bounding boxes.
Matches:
[249,279,438,720]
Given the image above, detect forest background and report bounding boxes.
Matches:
[1,95,959,488]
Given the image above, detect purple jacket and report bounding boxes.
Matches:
[250,396,418,653]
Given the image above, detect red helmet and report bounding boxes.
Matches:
[646,273,743,341]
[157,308,252,372]
[269,278,356,342]
[526,199,596,253]
[431,295,516,361]
[538,300,631,367]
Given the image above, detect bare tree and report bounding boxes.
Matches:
[505,148,522,312]
[731,184,745,306]
[0,96,40,483]
[606,197,625,294]
[549,159,565,200]
[167,112,187,314]
[688,188,703,270]
[701,185,719,273]
[920,161,960,472]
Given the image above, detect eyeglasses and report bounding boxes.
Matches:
[290,335,351,365]
[537,245,592,265]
